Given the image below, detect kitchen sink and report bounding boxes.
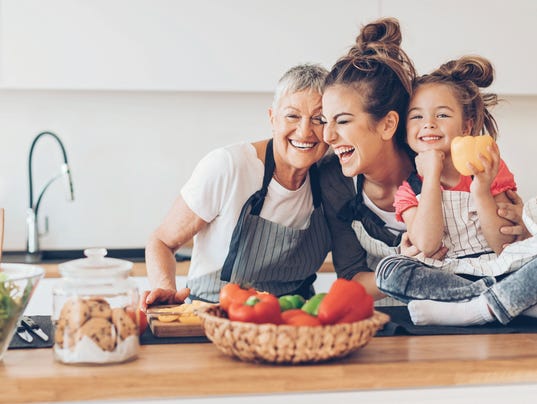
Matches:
[2,247,192,264]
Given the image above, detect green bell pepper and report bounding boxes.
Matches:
[278,294,306,311]
[301,293,327,316]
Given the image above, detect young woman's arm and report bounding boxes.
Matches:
[498,189,531,243]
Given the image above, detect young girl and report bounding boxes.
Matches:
[375,56,537,325]
[396,56,522,275]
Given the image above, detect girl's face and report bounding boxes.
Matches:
[322,84,387,177]
[269,89,328,172]
[406,83,472,156]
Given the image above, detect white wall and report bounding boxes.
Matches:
[1,1,536,251]
[0,0,378,91]
[0,90,273,249]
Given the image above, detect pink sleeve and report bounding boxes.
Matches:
[394,181,419,222]
[491,159,517,196]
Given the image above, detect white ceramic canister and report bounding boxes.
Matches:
[52,248,139,364]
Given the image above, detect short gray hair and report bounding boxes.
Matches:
[272,64,329,109]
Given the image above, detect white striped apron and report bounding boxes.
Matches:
[409,175,537,277]
[188,140,331,301]
[342,174,407,306]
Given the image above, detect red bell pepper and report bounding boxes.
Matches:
[219,283,257,311]
[228,293,282,324]
[317,279,374,325]
[281,309,322,327]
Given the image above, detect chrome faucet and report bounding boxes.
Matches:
[26,131,74,259]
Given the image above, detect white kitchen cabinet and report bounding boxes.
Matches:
[3,0,533,94]
[381,0,537,95]
[0,0,378,92]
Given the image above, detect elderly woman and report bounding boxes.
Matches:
[143,64,331,306]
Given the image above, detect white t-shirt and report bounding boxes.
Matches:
[352,176,406,236]
[362,191,406,235]
[181,142,314,279]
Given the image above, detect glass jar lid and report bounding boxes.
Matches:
[59,248,133,278]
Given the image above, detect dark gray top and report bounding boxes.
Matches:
[318,153,404,279]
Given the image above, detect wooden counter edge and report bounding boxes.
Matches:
[39,253,335,278]
[4,342,537,403]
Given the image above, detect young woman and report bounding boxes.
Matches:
[319,17,419,302]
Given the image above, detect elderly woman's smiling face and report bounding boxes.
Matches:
[269,89,328,173]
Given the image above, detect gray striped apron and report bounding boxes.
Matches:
[189,140,331,301]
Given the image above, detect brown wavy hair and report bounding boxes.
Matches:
[324,17,417,149]
[413,55,499,139]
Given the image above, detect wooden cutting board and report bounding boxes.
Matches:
[147,305,206,338]
[148,319,205,338]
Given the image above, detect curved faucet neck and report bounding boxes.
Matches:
[28,131,69,210]
[26,131,73,256]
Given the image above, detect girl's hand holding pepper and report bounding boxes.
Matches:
[470,142,501,196]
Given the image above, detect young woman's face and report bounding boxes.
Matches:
[269,89,328,171]
[322,84,386,177]
[406,83,471,156]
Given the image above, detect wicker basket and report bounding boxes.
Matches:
[196,305,390,364]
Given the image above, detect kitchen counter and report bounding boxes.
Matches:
[36,261,193,278]
[5,270,537,403]
[3,332,537,403]
[31,253,336,278]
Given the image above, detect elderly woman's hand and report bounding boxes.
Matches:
[498,190,531,244]
[400,232,448,260]
[140,287,191,312]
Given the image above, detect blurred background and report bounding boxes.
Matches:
[1,0,535,250]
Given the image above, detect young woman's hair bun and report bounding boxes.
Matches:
[355,18,402,51]
[349,18,404,62]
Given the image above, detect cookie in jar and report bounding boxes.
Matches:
[52,248,140,364]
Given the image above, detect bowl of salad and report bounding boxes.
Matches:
[0,263,44,361]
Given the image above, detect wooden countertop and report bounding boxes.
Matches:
[3,332,537,403]
[38,261,193,278]
[39,253,336,278]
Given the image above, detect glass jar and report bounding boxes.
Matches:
[52,248,139,365]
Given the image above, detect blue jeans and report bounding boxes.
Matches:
[376,255,537,324]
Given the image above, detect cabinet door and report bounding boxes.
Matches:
[382,0,537,94]
[0,0,378,91]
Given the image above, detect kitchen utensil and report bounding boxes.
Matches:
[146,305,206,338]
[21,316,49,341]
[16,319,33,343]
[197,305,390,364]
[148,319,205,338]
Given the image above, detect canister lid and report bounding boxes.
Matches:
[59,248,133,278]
